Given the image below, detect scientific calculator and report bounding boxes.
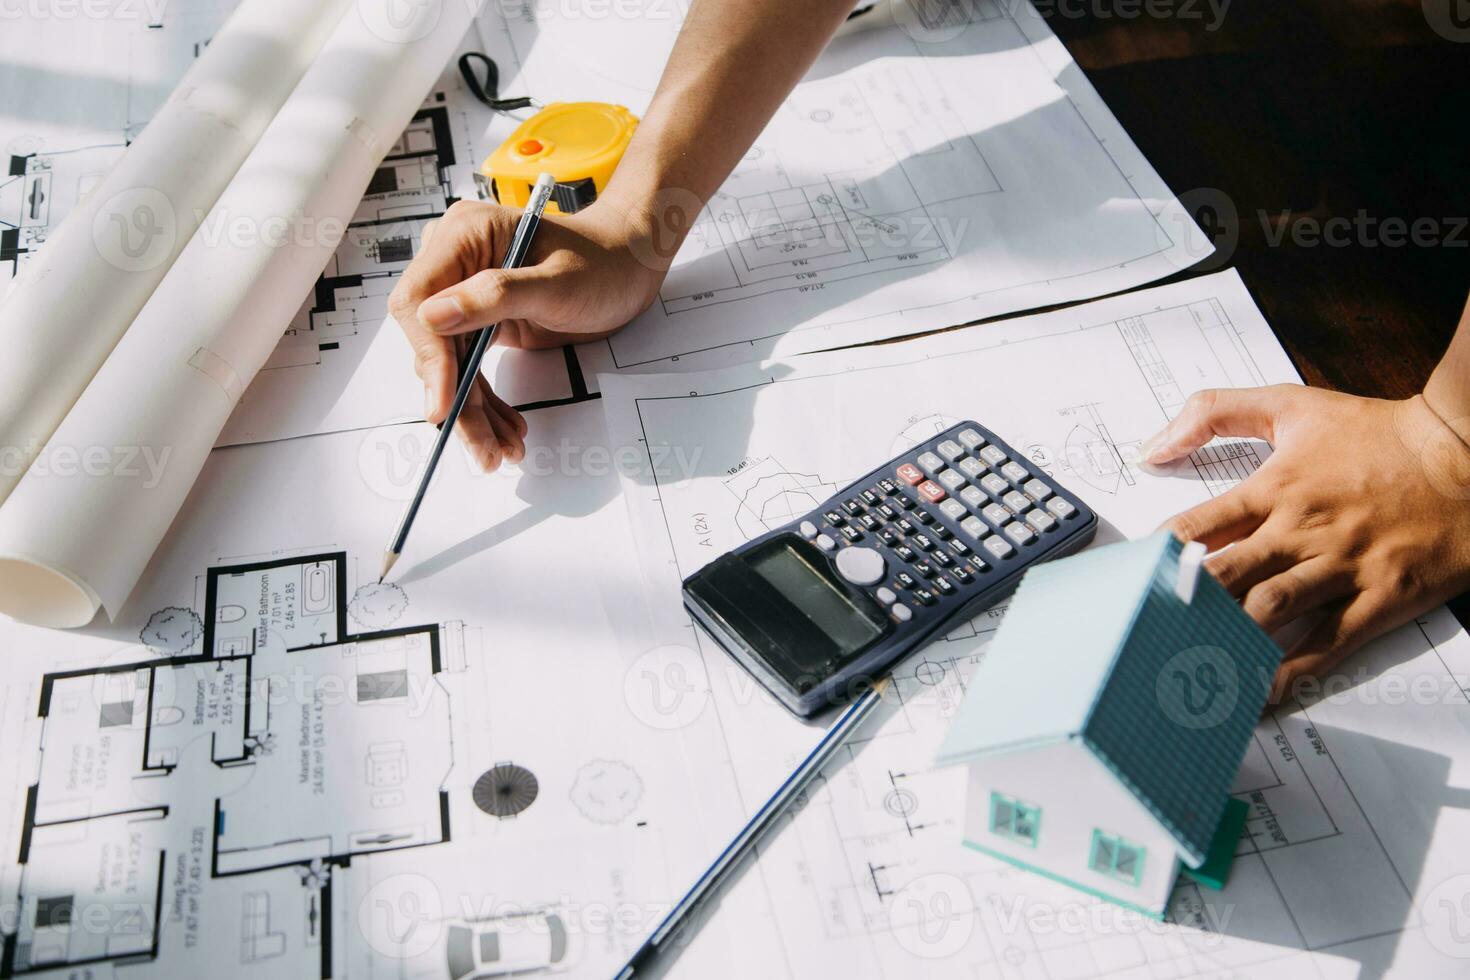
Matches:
[683,421,1098,717]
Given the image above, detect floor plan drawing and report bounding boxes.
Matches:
[602,272,1470,977]
[3,553,457,978]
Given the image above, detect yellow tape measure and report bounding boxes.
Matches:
[479,102,639,215]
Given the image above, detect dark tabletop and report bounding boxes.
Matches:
[1047,0,1470,624]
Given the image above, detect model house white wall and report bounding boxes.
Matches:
[960,739,1182,918]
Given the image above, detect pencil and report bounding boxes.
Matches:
[378,173,556,583]
[615,677,892,978]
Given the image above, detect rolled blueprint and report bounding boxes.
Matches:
[0,0,351,506]
[0,0,486,627]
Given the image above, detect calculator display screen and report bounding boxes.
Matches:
[749,542,884,657]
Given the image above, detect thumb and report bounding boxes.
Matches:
[414,266,563,337]
[1141,387,1281,465]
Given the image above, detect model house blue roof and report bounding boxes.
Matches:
[936,531,1284,868]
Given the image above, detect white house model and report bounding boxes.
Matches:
[935,531,1284,919]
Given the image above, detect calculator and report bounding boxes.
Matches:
[682,421,1098,717]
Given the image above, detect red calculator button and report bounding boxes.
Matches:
[917,480,946,503]
[897,463,924,486]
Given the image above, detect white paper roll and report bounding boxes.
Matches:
[0,0,352,507]
[0,0,486,627]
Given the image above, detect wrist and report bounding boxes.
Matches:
[1398,394,1470,506]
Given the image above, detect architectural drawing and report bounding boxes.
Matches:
[602,272,1470,977]
[481,0,1217,373]
[3,553,455,978]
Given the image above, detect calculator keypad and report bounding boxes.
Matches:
[800,420,1088,626]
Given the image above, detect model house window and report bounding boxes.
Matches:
[1089,830,1145,884]
[988,792,1040,846]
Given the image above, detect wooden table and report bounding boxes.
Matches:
[1044,0,1470,627]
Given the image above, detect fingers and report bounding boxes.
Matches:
[416,265,566,338]
[1161,483,1270,551]
[1240,556,1356,634]
[1203,537,1295,596]
[1268,598,1382,704]
[452,373,527,473]
[1141,386,1292,466]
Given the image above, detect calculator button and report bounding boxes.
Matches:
[1026,509,1058,533]
[892,604,913,623]
[861,489,881,507]
[823,510,845,526]
[895,494,916,511]
[958,428,986,449]
[937,439,965,462]
[916,480,946,504]
[1046,497,1078,519]
[895,572,917,590]
[917,452,946,474]
[914,561,935,578]
[980,445,1007,466]
[894,545,916,563]
[842,500,863,516]
[949,538,972,556]
[1003,490,1031,513]
[958,457,986,478]
[816,534,836,551]
[877,528,898,547]
[932,550,954,567]
[1003,522,1036,546]
[980,473,1010,496]
[840,526,863,543]
[912,534,934,551]
[876,587,897,605]
[937,469,966,491]
[960,516,987,539]
[952,564,972,584]
[877,504,897,521]
[836,546,886,586]
[896,463,925,486]
[959,486,986,508]
[858,514,880,532]
[982,503,1010,526]
[939,499,967,521]
[934,576,956,595]
[1024,479,1053,501]
[1002,461,1030,484]
[913,509,934,526]
[895,518,916,535]
[983,536,1015,560]
[913,588,937,606]
[930,524,952,540]
[969,557,991,575]
[877,479,899,495]
[799,520,818,539]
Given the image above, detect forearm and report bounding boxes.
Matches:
[1423,293,1470,437]
[600,0,855,239]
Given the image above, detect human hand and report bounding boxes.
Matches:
[387,198,668,470]
[1143,385,1470,703]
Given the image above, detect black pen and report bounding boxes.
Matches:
[378,172,556,583]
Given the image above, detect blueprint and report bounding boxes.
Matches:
[599,270,1470,978]
[0,399,737,978]
[480,0,1212,375]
